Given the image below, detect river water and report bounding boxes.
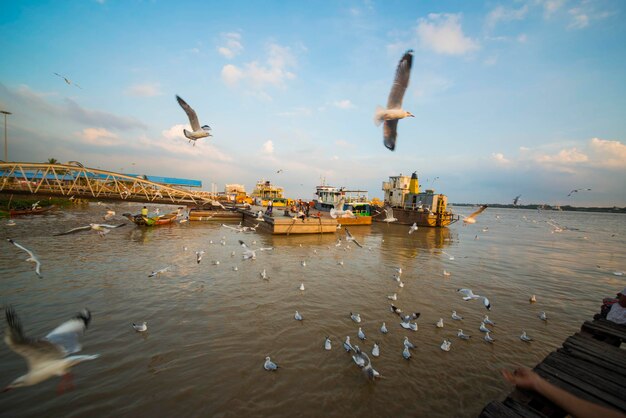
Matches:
[0,204,624,417]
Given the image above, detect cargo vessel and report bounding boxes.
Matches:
[313,184,372,225]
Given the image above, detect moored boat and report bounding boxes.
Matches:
[9,205,56,217]
[250,179,293,207]
[313,185,372,225]
[122,211,178,226]
[373,172,458,227]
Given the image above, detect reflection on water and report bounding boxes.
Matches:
[0,204,624,417]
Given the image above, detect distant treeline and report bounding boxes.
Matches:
[452,203,626,213]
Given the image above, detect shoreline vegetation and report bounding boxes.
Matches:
[452,203,626,214]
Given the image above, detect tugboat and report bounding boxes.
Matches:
[313,184,372,225]
[373,172,458,227]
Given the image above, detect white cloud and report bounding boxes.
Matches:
[220,43,298,95]
[534,147,589,165]
[588,138,626,169]
[217,32,243,59]
[332,99,355,109]
[416,13,479,56]
[491,152,510,164]
[221,64,243,86]
[76,128,120,146]
[262,140,274,154]
[568,8,589,29]
[125,83,162,97]
[517,33,528,43]
[485,5,528,29]
[542,0,566,18]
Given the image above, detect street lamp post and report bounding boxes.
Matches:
[0,110,11,161]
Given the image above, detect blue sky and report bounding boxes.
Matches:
[1,0,624,206]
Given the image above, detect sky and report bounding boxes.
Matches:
[0,0,625,206]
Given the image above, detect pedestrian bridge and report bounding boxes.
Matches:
[0,161,216,205]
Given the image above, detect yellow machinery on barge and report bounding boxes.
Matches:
[250,180,293,207]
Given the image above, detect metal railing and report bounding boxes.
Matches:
[0,162,215,205]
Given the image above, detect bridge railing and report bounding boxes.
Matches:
[0,162,216,205]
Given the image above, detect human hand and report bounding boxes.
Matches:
[501,367,541,391]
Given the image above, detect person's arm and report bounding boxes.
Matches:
[502,368,625,418]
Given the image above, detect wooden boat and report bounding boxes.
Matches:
[188,207,242,222]
[9,205,56,217]
[313,185,372,225]
[374,172,459,227]
[122,212,178,226]
[242,210,338,234]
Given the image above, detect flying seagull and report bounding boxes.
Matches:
[567,188,591,197]
[7,239,42,278]
[53,223,126,237]
[462,205,488,225]
[53,72,82,89]
[382,206,398,223]
[344,228,363,248]
[3,306,98,392]
[238,240,273,260]
[513,195,521,206]
[176,95,212,145]
[374,50,414,151]
[457,288,491,310]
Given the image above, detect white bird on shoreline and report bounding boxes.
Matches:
[176,95,211,145]
[3,307,98,392]
[375,50,414,151]
[7,239,42,278]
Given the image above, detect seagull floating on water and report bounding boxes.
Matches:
[7,239,42,278]
[436,318,444,328]
[380,322,388,334]
[451,311,463,321]
[457,288,492,310]
[402,346,411,360]
[3,307,98,392]
[529,295,537,303]
[520,331,533,342]
[350,312,361,323]
[440,339,451,352]
[195,250,205,264]
[403,336,416,350]
[148,267,170,278]
[294,311,303,321]
[443,270,451,277]
[387,293,397,301]
[264,356,278,371]
[484,332,495,343]
[358,327,366,340]
[390,305,402,316]
[374,50,414,151]
[539,311,547,321]
[352,345,366,367]
[372,343,380,357]
[479,322,490,333]
[133,322,147,332]
[260,269,268,280]
[457,329,471,340]
[324,337,331,351]
[343,336,355,352]
[483,315,495,326]
[299,283,305,291]
[176,95,212,145]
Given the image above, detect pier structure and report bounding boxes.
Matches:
[480,314,626,417]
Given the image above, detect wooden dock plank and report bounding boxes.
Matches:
[534,362,626,411]
[581,319,626,345]
[480,401,527,418]
[502,398,550,418]
[561,333,626,371]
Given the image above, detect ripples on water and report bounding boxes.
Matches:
[0,204,624,417]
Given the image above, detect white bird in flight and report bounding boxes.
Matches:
[462,205,488,225]
[457,288,492,310]
[54,72,82,89]
[3,307,98,392]
[53,223,126,237]
[408,223,418,234]
[374,50,414,151]
[7,239,42,278]
[176,95,212,145]
[382,206,398,223]
[238,240,273,260]
[344,228,363,248]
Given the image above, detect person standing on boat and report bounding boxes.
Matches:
[266,199,273,216]
[141,206,148,217]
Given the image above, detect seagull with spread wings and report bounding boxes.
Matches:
[344,227,363,248]
[53,223,126,237]
[462,205,488,225]
[53,72,82,89]
[2,307,99,392]
[176,95,212,145]
[567,188,591,197]
[374,50,414,151]
[7,239,42,278]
